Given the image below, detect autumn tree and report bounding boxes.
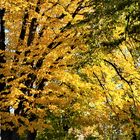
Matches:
[71,0,140,139]
[0,0,92,140]
[1,0,140,140]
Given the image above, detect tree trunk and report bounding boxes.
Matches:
[1,129,20,140]
[0,8,20,140]
[0,9,5,51]
[26,131,37,140]
[132,128,137,140]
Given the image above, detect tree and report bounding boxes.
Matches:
[0,0,91,140]
[72,0,140,139]
[1,0,140,140]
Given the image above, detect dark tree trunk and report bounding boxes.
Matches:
[0,9,6,65]
[19,10,29,41]
[0,9,5,51]
[1,129,20,140]
[27,0,41,46]
[132,128,137,140]
[26,131,37,140]
[26,114,37,140]
[27,18,38,46]
[0,9,20,140]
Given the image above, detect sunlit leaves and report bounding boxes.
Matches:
[1,0,140,139]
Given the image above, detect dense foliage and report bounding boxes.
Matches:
[0,0,140,140]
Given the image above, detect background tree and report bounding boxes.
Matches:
[72,0,140,139]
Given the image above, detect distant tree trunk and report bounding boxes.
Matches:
[132,128,137,140]
[27,0,42,46]
[19,9,29,42]
[26,130,37,140]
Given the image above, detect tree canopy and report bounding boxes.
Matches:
[0,0,140,140]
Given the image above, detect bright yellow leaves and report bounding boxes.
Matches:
[113,25,125,39]
[1,0,140,139]
[76,31,140,137]
[59,0,71,7]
